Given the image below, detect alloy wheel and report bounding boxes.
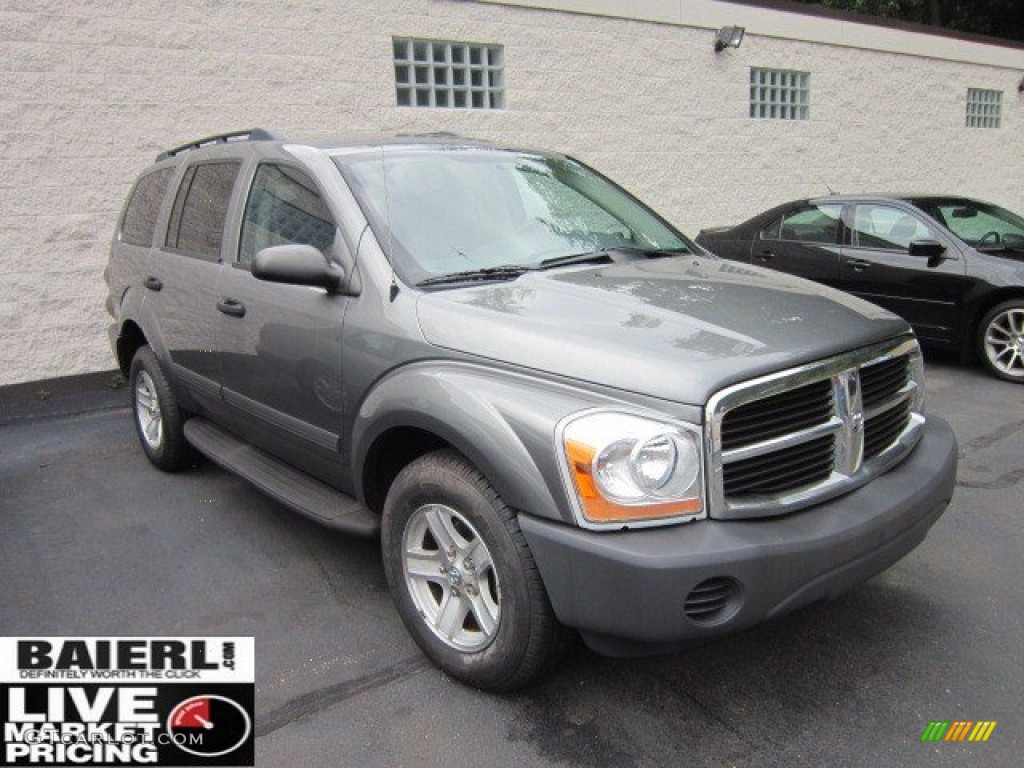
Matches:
[401,503,501,652]
[134,370,164,449]
[984,308,1024,379]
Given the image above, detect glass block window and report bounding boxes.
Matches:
[393,38,505,109]
[749,68,809,120]
[966,88,1001,128]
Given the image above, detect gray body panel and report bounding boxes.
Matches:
[416,257,908,405]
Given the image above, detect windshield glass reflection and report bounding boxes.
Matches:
[337,149,689,284]
[916,198,1024,249]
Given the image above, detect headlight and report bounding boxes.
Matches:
[558,410,705,528]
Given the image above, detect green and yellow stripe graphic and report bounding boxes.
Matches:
[920,721,997,742]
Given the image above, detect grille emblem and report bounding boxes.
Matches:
[834,369,865,476]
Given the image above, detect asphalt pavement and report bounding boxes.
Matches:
[1,355,1021,767]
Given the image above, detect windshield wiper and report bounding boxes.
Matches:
[538,247,688,270]
[538,252,614,269]
[604,246,690,257]
[418,247,692,286]
[417,265,533,287]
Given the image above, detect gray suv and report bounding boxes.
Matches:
[106,129,958,691]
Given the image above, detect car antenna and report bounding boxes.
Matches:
[825,182,838,195]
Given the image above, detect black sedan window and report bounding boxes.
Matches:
[762,204,841,244]
[923,200,1024,249]
[850,204,934,250]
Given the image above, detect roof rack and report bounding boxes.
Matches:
[156,128,282,162]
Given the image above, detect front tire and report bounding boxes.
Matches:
[382,449,566,692]
[129,346,194,471]
[977,300,1024,382]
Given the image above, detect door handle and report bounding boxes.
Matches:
[143,276,163,292]
[216,298,246,318]
[755,250,774,262]
[846,258,871,271]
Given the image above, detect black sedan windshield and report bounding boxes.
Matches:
[914,198,1024,249]
[337,149,690,285]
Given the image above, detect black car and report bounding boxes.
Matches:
[696,196,1024,382]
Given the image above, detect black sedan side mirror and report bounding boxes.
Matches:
[251,244,344,292]
[908,240,946,259]
[1002,233,1024,249]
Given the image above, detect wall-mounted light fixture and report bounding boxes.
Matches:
[715,26,745,53]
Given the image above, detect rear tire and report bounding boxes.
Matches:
[977,300,1024,383]
[129,346,194,471]
[381,449,568,692]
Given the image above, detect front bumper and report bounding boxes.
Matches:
[520,416,957,656]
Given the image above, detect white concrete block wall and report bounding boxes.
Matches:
[1,0,1022,385]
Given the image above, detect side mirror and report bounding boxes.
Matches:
[908,239,946,259]
[251,244,344,291]
[1002,233,1024,249]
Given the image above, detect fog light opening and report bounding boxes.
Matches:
[684,577,742,624]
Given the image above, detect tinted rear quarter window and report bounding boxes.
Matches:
[776,205,842,243]
[759,216,782,240]
[120,168,173,246]
[165,161,242,261]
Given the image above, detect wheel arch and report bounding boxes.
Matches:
[356,409,567,524]
[116,320,148,376]
[352,364,601,525]
[360,425,452,515]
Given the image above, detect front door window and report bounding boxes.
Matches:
[849,204,935,251]
[239,164,336,265]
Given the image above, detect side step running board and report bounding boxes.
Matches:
[184,418,379,538]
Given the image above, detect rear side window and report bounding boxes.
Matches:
[120,168,173,247]
[763,204,842,244]
[165,161,241,261]
[238,164,336,266]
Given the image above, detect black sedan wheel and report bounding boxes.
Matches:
[978,300,1024,382]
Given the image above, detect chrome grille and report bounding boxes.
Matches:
[862,356,909,405]
[865,400,911,460]
[707,338,925,520]
[721,379,833,450]
[724,434,835,496]
[862,355,912,461]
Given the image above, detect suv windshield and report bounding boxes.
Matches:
[914,198,1024,250]
[336,148,690,285]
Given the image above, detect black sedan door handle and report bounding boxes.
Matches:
[216,298,246,318]
[143,276,163,291]
[755,250,774,262]
[846,258,871,271]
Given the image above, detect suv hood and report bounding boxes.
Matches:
[416,257,909,405]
